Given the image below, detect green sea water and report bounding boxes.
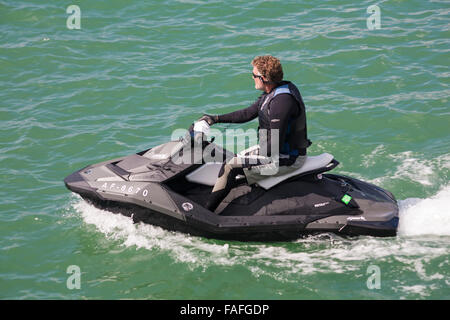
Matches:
[1,0,449,299]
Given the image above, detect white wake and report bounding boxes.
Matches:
[398,185,450,236]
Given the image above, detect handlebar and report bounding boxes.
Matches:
[183,120,211,146]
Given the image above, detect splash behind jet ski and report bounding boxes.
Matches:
[64,123,399,241]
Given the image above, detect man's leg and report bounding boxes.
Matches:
[205,157,244,212]
[206,156,265,212]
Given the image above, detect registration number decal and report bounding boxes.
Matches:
[100,182,149,197]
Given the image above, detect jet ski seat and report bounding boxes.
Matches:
[256,153,334,190]
[185,153,335,189]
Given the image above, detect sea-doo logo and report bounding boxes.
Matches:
[314,202,329,208]
[182,202,194,211]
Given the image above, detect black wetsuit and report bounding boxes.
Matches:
[218,81,307,161]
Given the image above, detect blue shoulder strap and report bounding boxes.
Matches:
[273,84,290,97]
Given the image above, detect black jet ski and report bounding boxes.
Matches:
[64,124,399,241]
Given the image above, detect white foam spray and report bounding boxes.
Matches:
[71,196,232,267]
[398,185,450,236]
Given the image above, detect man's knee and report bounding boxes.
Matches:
[218,160,235,178]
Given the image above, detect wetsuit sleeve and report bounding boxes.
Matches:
[265,94,299,156]
[217,96,261,123]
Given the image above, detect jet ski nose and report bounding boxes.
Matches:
[64,169,92,195]
[64,170,82,186]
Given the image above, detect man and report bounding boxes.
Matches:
[198,55,311,212]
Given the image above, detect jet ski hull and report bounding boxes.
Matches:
[74,194,398,241]
[64,149,399,241]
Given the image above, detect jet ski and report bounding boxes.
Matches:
[64,122,399,241]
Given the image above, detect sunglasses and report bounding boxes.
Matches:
[252,72,263,79]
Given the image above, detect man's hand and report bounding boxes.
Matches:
[198,114,218,126]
